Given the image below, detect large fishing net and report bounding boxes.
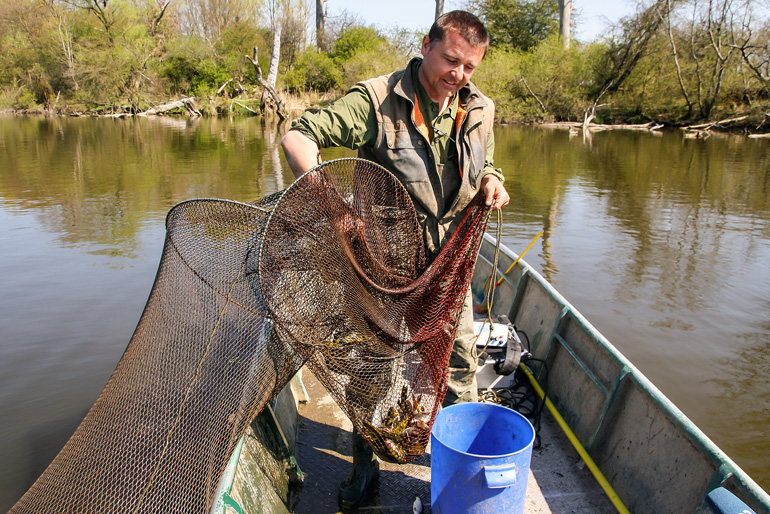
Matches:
[10,158,490,514]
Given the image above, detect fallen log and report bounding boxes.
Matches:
[138,97,201,117]
[539,121,662,131]
[587,121,661,131]
[232,101,258,115]
[682,115,748,131]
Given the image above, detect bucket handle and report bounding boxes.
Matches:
[483,463,519,489]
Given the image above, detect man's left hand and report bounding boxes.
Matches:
[480,175,510,211]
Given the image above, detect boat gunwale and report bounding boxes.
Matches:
[479,232,770,511]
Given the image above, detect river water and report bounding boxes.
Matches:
[0,116,768,509]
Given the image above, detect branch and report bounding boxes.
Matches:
[216,78,233,96]
[233,101,258,114]
[149,0,169,36]
[245,47,287,120]
[583,102,610,129]
[662,0,693,111]
[519,78,546,113]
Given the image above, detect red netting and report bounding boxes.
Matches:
[10,158,490,513]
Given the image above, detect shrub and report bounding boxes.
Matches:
[331,26,384,63]
[282,50,342,92]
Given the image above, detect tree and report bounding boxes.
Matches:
[591,0,670,105]
[663,0,693,114]
[42,0,78,92]
[330,26,384,62]
[474,0,560,51]
[177,0,262,43]
[264,0,283,88]
[557,0,570,48]
[737,19,770,93]
[316,0,326,50]
[686,0,749,118]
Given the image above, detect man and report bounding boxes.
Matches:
[281,10,509,510]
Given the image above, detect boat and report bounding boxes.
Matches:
[210,233,770,514]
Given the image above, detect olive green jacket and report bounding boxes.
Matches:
[358,58,500,257]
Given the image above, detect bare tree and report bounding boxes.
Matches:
[738,29,770,89]
[663,0,693,114]
[177,0,260,43]
[557,0,571,48]
[265,0,282,88]
[685,0,749,118]
[246,47,287,120]
[72,0,117,35]
[592,0,671,104]
[148,0,170,37]
[730,3,769,96]
[43,0,79,91]
[267,24,281,88]
[316,0,326,50]
[278,0,311,65]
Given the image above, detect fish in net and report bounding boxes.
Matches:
[10,158,491,513]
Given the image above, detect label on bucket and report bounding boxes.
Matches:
[484,463,519,488]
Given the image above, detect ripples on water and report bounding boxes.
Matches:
[0,117,768,509]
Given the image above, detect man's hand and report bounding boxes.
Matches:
[480,174,510,211]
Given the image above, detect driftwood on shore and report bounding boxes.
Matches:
[542,114,770,138]
[682,115,748,131]
[86,97,201,117]
[540,121,664,131]
[138,97,201,117]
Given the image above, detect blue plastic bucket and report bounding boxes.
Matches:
[431,402,535,514]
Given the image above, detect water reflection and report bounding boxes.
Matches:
[0,115,295,510]
[495,126,770,488]
[0,119,769,509]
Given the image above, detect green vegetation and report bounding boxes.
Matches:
[0,0,768,127]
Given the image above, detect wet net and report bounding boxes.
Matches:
[10,158,490,514]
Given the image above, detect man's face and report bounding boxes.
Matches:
[418,30,486,103]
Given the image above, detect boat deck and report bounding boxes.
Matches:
[290,370,616,514]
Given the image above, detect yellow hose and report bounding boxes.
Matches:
[519,362,631,514]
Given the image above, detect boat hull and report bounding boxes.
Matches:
[218,234,770,514]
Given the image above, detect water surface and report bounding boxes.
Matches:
[0,116,768,509]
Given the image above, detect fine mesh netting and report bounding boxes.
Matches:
[10,158,490,514]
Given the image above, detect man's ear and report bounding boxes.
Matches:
[420,35,431,56]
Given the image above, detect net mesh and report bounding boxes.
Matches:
[10,158,490,514]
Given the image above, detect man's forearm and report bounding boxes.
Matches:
[280,130,322,178]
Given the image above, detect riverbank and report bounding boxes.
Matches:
[4,96,769,137]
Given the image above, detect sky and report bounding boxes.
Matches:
[325,0,636,42]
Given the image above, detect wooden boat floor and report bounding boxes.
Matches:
[289,371,616,514]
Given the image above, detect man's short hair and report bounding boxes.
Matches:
[428,10,490,52]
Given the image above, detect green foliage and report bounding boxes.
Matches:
[474,0,559,51]
[11,87,39,110]
[339,40,408,87]
[330,26,384,62]
[282,24,410,93]
[214,21,269,82]
[0,0,766,121]
[474,36,596,122]
[282,50,342,92]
